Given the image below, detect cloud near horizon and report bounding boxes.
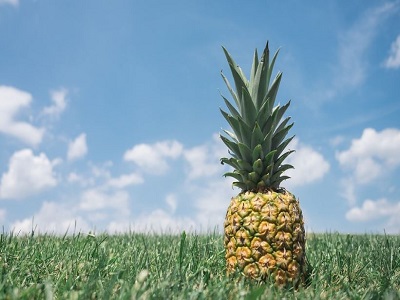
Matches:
[346,198,400,233]
[337,128,400,230]
[0,149,59,200]
[5,132,329,234]
[336,128,400,184]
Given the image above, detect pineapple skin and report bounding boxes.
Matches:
[224,189,307,287]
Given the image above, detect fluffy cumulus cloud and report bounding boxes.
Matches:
[11,185,134,234]
[107,134,232,233]
[108,209,197,234]
[346,198,400,233]
[339,180,357,206]
[285,138,330,187]
[183,134,224,180]
[0,149,59,199]
[346,198,398,221]
[0,133,328,233]
[106,172,143,188]
[124,140,183,174]
[193,177,236,230]
[12,201,90,235]
[384,35,400,69]
[0,86,44,146]
[79,188,130,217]
[67,133,88,161]
[42,88,68,117]
[336,128,400,184]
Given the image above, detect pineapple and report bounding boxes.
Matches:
[220,42,308,287]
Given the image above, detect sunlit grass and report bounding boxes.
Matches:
[0,230,399,299]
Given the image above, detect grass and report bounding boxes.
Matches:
[0,230,399,299]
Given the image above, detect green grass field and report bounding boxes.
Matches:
[0,231,399,299]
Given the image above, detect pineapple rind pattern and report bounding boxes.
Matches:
[224,189,306,287]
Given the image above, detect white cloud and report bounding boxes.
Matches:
[193,177,236,231]
[184,145,216,179]
[90,161,113,179]
[346,198,400,233]
[0,0,18,7]
[346,198,397,221]
[124,140,183,174]
[79,188,130,217]
[0,149,59,199]
[67,133,88,161]
[42,88,68,117]
[336,128,400,184]
[0,86,44,146]
[11,201,91,235]
[68,172,83,183]
[67,171,96,187]
[165,194,178,213]
[183,134,223,180]
[11,186,133,234]
[383,34,400,69]
[339,179,357,206]
[329,135,345,147]
[68,161,115,188]
[108,209,197,234]
[107,172,144,188]
[285,138,330,187]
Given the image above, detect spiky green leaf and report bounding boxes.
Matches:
[221,72,240,110]
[275,135,295,159]
[262,72,282,115]
[237,142,252,162]
[254,43,270,109]
[251,123,264,150]
[220,135,241,157]
[222,47,249,100]
[248,171,260,183]
[272,123,294,150]
[249,48,259,87]
[252,158,263,175]
[266,47,280,89]
[252,144,263,162]
[223,172,244,182]
[220,157,240,169]
[274,150,295,168]
[221,95,240,119]
[241,87,256,124]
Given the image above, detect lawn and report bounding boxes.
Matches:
[0,230,399,299]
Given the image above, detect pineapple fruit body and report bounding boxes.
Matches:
[219,42,308,287]
[224,189,306,287]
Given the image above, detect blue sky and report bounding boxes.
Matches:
[0,0,400,234]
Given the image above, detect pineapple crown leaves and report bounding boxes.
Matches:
[219,42,295,191]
